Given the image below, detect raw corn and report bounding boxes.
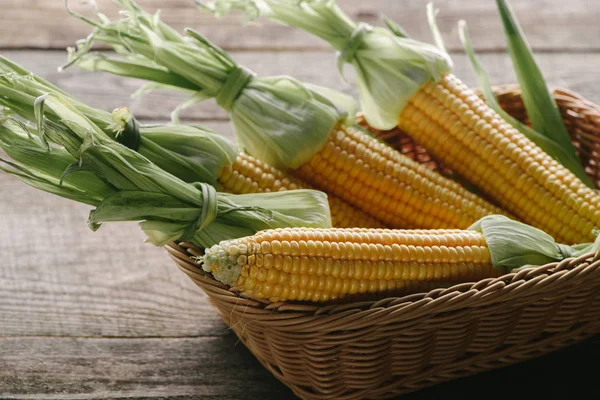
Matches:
[399,74,600,243]
[218,152,386,228]
[202,227,500,302]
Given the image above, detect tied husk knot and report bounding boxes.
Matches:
[203,0,453,130]
[181,182,219,241]
[338,22,372,65]
[64,0,358,171]
[215,65,255,111]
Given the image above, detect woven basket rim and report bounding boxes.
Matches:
[166,84,600,320]
[166,242,600,321]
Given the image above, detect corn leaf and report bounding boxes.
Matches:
[383,16,410,39]
[459,20,593,187]
[495,0,592,187]
[0,121,114,205]
[426,3,447,54]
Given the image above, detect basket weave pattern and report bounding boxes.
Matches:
[166,86,600,400]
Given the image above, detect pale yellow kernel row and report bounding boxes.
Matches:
[235,263,498,302]
[240,255,494,280]
[253,228,486,247]
[247,241,490,264]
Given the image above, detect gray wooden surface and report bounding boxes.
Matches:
[1,1,599,399]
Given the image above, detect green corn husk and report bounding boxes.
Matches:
[0,56,236,186]
[208,0,594,187]
[0,119,113,206]
[63,0,357,170]
[457,15,592,187]
[469,215,600,273]
[201,0,452,131]
[0,91,332,249]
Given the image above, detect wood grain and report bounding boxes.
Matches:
[4,50,600,124]
[1,335,598,399]
[0,335,294,399]
[0,174,227,338]
[1,0,599,396]
[0,0,597,51]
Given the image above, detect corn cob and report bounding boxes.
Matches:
[202,227,500,302]
[399,74,600,243]
[67,1,506,230]
[218,152,385,228]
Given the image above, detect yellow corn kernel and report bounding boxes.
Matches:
[398,73,600,244]
[217,152,385,228]
[292,125,505,230]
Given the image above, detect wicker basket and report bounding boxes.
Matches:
[166,86,600,400]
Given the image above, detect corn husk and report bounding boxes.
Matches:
[202,0,452,130]
[0,56,237,186]
[469,215,600,273]
[0,119,112,206]
[0,91,332,249]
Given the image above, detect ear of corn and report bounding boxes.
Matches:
[399,74,600,243]
[292,124,506,229]
[203,227,497,302]
[68,0,505,230]
[201,216,600,302]
[457,14,593,187]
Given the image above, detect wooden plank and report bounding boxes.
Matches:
[2,48,600,338]
[0,174,228,338]
[0,0,597,51]
[4,49,600,123]
[0,336,294,399]
[0,335,598,399]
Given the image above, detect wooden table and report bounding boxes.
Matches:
[1,1,599,398]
